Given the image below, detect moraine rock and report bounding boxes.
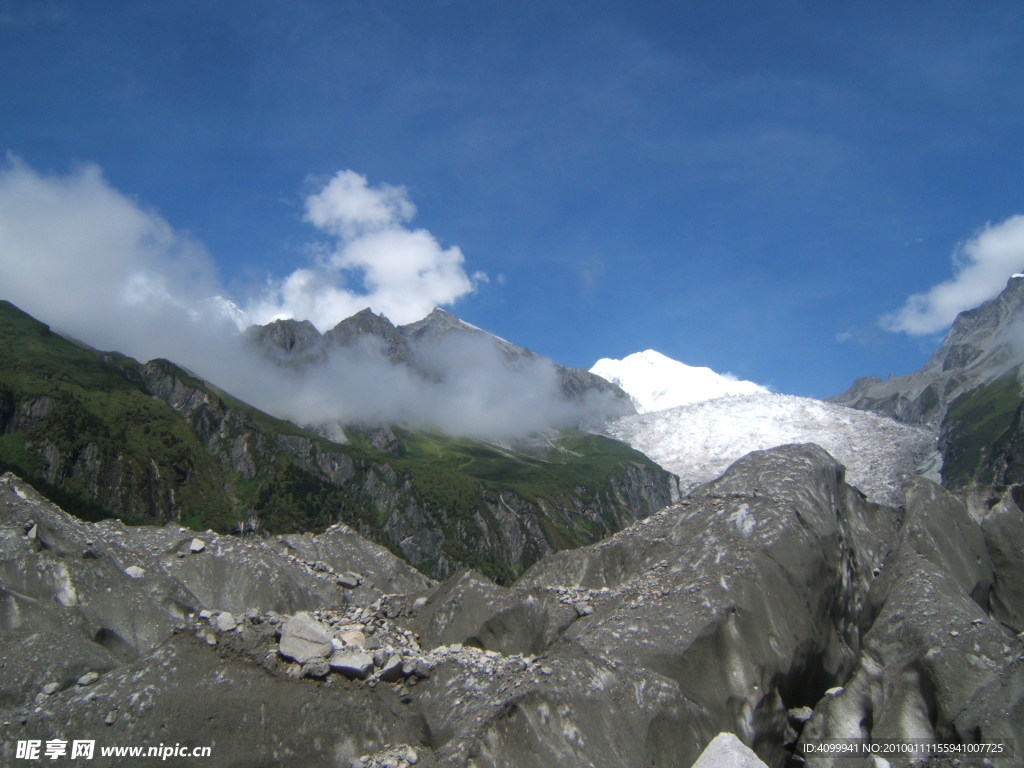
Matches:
[301,658,331,679]
[337,572,362,589]
[511,444,897,767]
[277,612,333,664]
[5,442,1024,768]
[338,629,366,648]
[411,569,575,656]
[964,483,1024,632]
[378,654,405,683]
[796,475,1024,766]
[690,732,770,768]
[328,650,374,680]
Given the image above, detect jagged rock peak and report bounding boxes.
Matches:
[244,317,322,353]
[830,274,1024,425]
[398,306,512,346]
[400,306,465,332]
[922,273,1024,374]
[323,307,410,361]
[329,307,396,331]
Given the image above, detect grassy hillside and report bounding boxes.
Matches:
[940,367,1024,488]
[0,301,237,528]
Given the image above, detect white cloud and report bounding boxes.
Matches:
[0,155,226,360]
[304,169,415,238]
[883,215,1024,335]
[247,170,483,328]
[0,157,613,442]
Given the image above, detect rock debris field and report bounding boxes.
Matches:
[1,443,1023,767]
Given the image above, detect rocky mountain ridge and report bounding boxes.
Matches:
[831,275,1024,426]
[247,306,635,426]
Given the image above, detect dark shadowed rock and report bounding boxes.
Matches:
[966,484,1024,631]
[411,570,575,656]
[900,477,994,608]
[795,474,1024,765]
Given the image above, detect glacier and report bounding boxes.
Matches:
[603,392,937,506]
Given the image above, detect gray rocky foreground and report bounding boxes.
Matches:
[1,446,1023,767]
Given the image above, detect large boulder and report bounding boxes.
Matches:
[277,612,332,664]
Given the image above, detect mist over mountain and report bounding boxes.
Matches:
[0,299,673,585]
[239,307,633,443]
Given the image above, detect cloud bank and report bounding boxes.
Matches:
[0,156,232,363]
[884,215,1024,335]
[0,157,603,442]
[229,330,620,444]
[246,170,485,329]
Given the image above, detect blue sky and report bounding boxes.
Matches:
[3,0,1024,398]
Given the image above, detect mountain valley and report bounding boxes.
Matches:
[0,277,1023,767]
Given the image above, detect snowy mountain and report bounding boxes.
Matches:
[590,349,767,413]
[603,392,937,506]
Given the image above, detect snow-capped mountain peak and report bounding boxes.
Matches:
[590,349,767,413]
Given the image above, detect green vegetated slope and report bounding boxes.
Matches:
[0,301,237,529]
[0,301,673,583]
[365,428,668,581]
[940,366,1024,488]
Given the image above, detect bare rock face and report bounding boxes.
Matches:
[409,569,576,656]
[512,444,894,767]
[967,484,1024,631]
[900,477,994,607]
[796,477,1024,765]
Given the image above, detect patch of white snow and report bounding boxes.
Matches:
[590,350,767,413]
